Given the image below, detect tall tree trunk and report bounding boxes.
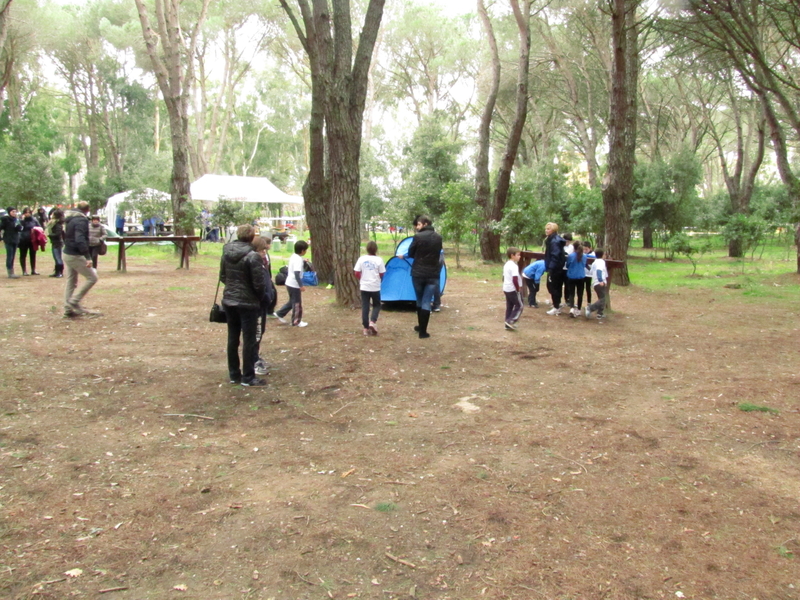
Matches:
[475,0,500,262]
[134,0,210,238]
[479,0,531,263]
[602,0,639,285]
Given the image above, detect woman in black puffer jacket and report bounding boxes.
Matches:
[543,222,566,315]
[219,224,266,387]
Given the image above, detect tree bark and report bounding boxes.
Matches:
[601,0,639,285]
[475,0,500,262]
[134,0,210,238]
[478,0,531,263]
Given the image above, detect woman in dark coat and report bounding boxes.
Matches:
[18,207,41,275]
[219,224,266,387]
[543,222,567,315]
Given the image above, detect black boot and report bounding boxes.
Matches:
[414,308,421,332]
[418,309,431,339]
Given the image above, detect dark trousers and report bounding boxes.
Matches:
[585,276,593,303]
[524,278,540,306]
[361,290,381,328]
[547,269,565,308]
[255,303,268,359]
[19,244,36,273]
[225,305,259,382]
[4,242,17,272]
[276,286,303,325]
[504,290,523,323]
[588,284,607,315]
[90,245,101,269]
[566,277,587,309]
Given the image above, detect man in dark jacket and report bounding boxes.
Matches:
[1,207,23,278]
[220,224,267,386]
[63,201,99,317]
[405,215,443,339]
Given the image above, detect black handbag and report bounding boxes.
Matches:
[209,280,227,323]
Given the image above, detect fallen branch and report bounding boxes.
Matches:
[331,402,354,416]
[163,414,214,420]
[99,587,129,594]
[385,552,416,569]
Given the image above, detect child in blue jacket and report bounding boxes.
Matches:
[522,259,545,308]
[565,244,588,317]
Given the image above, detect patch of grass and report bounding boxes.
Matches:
[384,421,398,426]
[738,402,779,414]
[374,501,397,512]
[440,365,450,370]
[167,286,192,291]
[776,545,794,559]
[476,470,489,480]
[661,395,674,400]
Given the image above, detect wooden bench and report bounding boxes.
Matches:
[114,236,201,272]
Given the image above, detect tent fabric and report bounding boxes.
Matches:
[380,236,447,303]
[190,174,303,204]
[104,188,170,228]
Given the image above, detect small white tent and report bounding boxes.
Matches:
[104,188,170,229]
[190,174,303,205]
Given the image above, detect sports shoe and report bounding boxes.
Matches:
[546,307,561,316]
[369,321,378,335]
[273,313,288,324]
[294,321,308,328]
[529,303,538,308]
[363,328,370,336]
[596,314,606,320]
[584,306,591,318]
[432,306,441,312]
[229,376,241,385]
[570,307,580,318]
[504,321,516,330]
[254,360,269,375]
[241,378,267,387]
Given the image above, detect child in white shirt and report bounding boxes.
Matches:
[354,240,386,335]
[502,247,523,330]
[585,248,608,319]
[275,240,309,327]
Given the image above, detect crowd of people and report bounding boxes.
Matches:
[0,202,104,316]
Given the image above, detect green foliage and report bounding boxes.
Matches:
[439,181,478,267]
[117,188,171,223]
[632,148,702,243]
[374,501,398,512]
[737,402,779,414]
[360,146,388,238]
[0,138,65,209]
[666,232,711,275]
[397,113,465,217]
[78,169,119,213]
[721,213,769,264]
[564,182,604,244]
[211,200,262,238]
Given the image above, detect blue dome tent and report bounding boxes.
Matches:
[380,237,447,303]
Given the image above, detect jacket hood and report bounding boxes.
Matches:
[223,240,254,264]
[65,209,87,222]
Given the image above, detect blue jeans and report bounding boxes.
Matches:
[4,242,17,272]
[52,246,63,267]
[225,305,259,382]
[412,276,439,311]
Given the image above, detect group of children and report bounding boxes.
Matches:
[502,241,608,330]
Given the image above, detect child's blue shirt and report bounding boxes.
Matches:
[522,260,545,283]
[566,252,587,279]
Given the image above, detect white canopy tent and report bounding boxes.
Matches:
[190,174,304,205]
[104,188,170,229]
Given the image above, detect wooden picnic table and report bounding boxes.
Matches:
[115,236,201,272]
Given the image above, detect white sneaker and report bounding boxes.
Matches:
[570,307,580,318]
[584,306,591,318]
[254,359,268,375]
[546,307,561,316]
[273,313,288,324]
[295,321,308,328]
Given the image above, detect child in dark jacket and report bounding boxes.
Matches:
[252,236,276,376]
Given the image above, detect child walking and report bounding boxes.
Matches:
[354,240,386,335]
[503,247,523,330]
[275,240,309,327]
[522,259,545,308]
[88,215,106,269]
[585,248,608,320]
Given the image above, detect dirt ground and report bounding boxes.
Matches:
[1,251,799,600]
